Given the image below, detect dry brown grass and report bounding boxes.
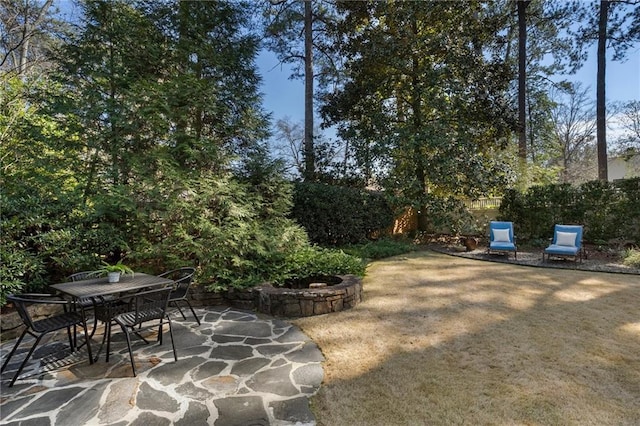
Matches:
[293,251,640,426]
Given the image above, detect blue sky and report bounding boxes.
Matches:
[258,47,640,126]
[54,0,639,132]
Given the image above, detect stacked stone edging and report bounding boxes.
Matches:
[0,275,362,337]
[190,274,363,318]
[1,304,65,341]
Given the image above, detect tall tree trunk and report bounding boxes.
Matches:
[303,0,315,181]
[17,0,53,77]
[597,0,609,181]
[517,0,530,161]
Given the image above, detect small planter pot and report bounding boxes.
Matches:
[108,272,121,283]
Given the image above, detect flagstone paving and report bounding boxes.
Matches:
[0,307,324,425]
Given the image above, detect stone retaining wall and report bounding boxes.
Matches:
[1,275,363,340]
[191,274,363,318]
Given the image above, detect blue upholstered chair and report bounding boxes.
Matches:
[543,224,585,263]
[487,221,517,259]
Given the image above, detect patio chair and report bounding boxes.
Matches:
[1,293,93,387]
[159,267,200,325]
[66,270,107,342]
[487,221,517,259]
[111,287,178,376]
[543,224,585,263]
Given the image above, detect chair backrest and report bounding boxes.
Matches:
[158,267,196,299]
[552,224,583,248]
[7,294,68,332]
[67,271,99,282]
[7,295,36,331]
[121,287,172,326]
[489,221,514,243]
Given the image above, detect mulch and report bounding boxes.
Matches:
[428,242,640,276]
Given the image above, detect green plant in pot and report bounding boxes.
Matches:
[92,261,134,283]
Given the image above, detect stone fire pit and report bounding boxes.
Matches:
[252,274,363,318]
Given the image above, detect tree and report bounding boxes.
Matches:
[1,0,313,294]
[612,100,640,153]
[498,0,584,168]
[597,0,609,181]
[547,82,597,183]
[481,0,585,190]
[303,0,314,181]
[0,0,59,76]
[323,1,516,230]
[576,0,640,180]
[272,116,345,180]
[262,0,342,181]
[517,0,531,161]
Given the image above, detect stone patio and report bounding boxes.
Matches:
[0,306,324,425]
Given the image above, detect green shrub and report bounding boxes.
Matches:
[0,189,116,301]
[342,238,416,260]
[499,178,640,244]
[291,182,395,246]
[281,246,366,283]
[622,249,640,268]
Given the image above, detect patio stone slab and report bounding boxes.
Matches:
[0,306,324,425]
[213,395,269,426]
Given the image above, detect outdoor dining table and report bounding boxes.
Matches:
[50,273,174,300]
[50,273,175,362]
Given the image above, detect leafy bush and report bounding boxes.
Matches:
[291,182,395,246]
[341,238,416,260]
[0,187,122,301]
[622,249,640,268]
[499,178,640,244]
[281,246,366,283]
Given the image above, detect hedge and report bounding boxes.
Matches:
[499,177,640,245]
[291,182,395,246]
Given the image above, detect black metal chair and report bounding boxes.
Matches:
[1,294,93,387]
[158,267,200,325]
[66,271,105,342]
[110,287,178,376]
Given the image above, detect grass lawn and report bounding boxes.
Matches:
[293,250,640,425]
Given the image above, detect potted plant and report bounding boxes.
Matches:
[92,261,134,283]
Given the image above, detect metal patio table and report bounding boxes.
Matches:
[50,273,175,361]
[50,273,174,300]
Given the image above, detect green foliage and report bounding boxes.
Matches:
[281,246,366,284]
[0,1,346,304]
[323,1,516,211]
[341,238,416,260]
[622,249,640,268]
[499,178,640,244]
[291,182,395,246]
[134,169,312,292]
[0,240,46,306]
[91,261,134,276]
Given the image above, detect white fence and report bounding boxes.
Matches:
[464,197,502,210]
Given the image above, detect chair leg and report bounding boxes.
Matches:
[182,299,200,325]
[171,301,188,321]
[80,316,93,364]
[166,316,178,362]
[172,300,201,325]
[105,322,112,362]
[7,335,45,387]
[66,326,75,351]
[120,324,137,377]
[74,310,98,348]
[157,321,164,346]
[185,300,201,325]
[1,329,28,373]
